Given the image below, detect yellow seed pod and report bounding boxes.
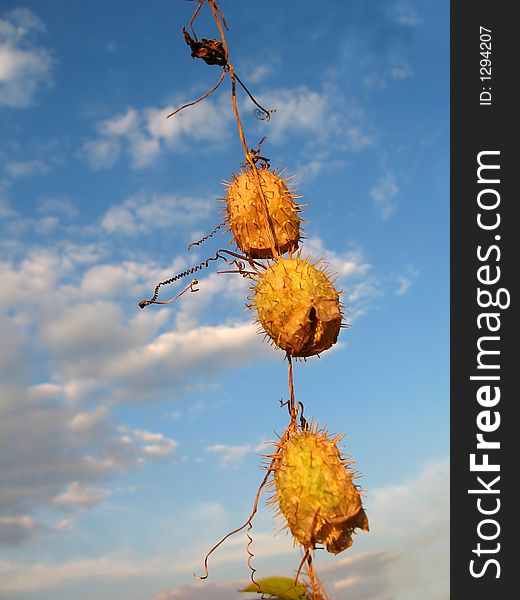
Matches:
[225,167,301,258]
[252,256,343,357]
[272,426,369,554]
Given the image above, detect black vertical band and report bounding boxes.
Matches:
[451,1,515,597]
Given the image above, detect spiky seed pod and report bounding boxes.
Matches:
[272,426,369,554]
[225,167,301,259]
[252,256,343,357]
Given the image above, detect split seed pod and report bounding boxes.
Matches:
[225,167,301,258]
[271,426,369,554]
[252,256,343,357]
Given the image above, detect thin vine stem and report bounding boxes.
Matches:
[206,0,280,259]
[166,70,226,119]
[195,415,297,581]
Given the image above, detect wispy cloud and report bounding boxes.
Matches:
[304,236,381,319]
[80,137,121,170]
[304,237,370,280]
[243,63,271,84]
[0,8,53,108]
[0,242,273,543]
[4,158,50,178]
[370,172,399,219]
[257,85,375,152]
[0,532,295,595]
[0,196,17,219]
[120,427,178,459]
[329,458,449,600]
[362,57,414,89]
[205,444,254,468]
[0,375,179,543]
[51,482,111,511]
[395,3,422,27]
[101,193,213,235]
[0,459,448,596]
[0,516,43,547]
[395,265,419,295]
[37,197,78,219]
[80,83,375,173]
[185,501,227,523]
[80,96,234,170]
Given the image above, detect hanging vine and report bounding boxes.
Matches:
[139,2,369,598]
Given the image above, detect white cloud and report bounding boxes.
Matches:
[0,229,381,554]
[81,96,233,171]
[370,173,399,219]
[0,373,180,531]
[132,429,167,443]
[243,63,271,84]
[0,196,17,219]
[395,266,418,295]
[395,4,422,27]
[261,86,328,140]
[41,300,136,359]
[68,406,109,434]
[367,459,449,539]
[0,460,448,596]
[304,237,370,280]
[79,257,186,300]
[101,193,213,235]
[0,515,42,547]
[0,531,294,595]
[258,85,375,153]
[347,280,382,318]
[0,241,277,543]
[314,459,450,600]
[80,137,121,170]
[303,236,380,319]
[37,197,78,219]
[346,125,376,150]
[172,269,250,332]
[0,8,53,108]
[346,458,449,600]
[360,47,415,90]
[186,501,227,523]
[98,106,139,137]
[145,96,231,144]
[51,482,111,511]
[80,83,375,173]
[0,551,179,595]
[205,438,271,468]
[85,106,162,169]
[322,550,398,598]
[103,322,270,403]
[127,428,178,458]
[4,158,50,178]
[205,443,254,468]
[390,62,414,80]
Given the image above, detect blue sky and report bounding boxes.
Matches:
[0,1,449,598]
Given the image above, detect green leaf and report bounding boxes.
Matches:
[240,576,309,599]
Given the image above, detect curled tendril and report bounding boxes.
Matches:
[234,73,275,120]
[246,522,263,596]
[138,249,263,308]
[254,107,276,121]
[138,252,223,308]
[187,222,226,250]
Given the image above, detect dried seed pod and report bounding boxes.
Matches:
[271,425,369,554]
[252,256,343,357]
[225,167,301,258]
